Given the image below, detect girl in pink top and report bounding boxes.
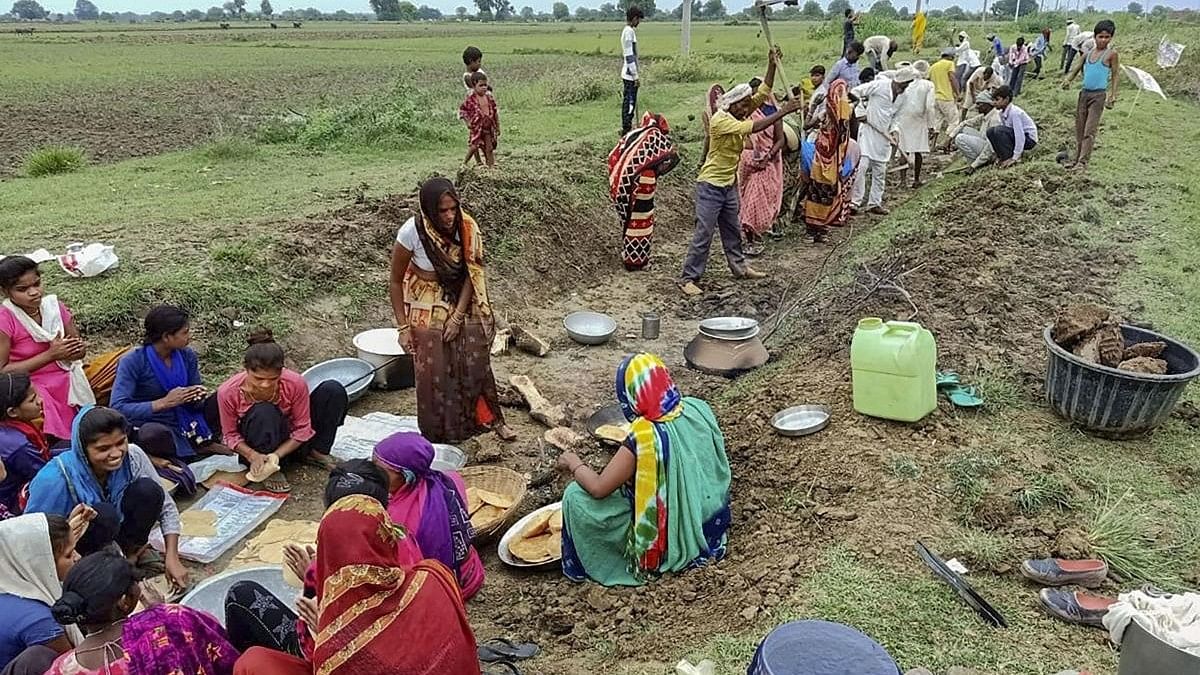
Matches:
[213,328,348,492]
[0,257,92,441]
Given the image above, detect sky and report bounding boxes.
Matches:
[38,0,1200,23]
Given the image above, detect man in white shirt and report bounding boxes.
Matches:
[863,34,899,72]
[620,6,644,135]
[850,66,916,214]
[892,60,935,188]
[1062,18,1081,74]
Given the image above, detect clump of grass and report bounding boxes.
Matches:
[888,455,921,479]
[945,451,1004,516]
[1015,474,1076,513]
[944,525,1014,571]
[23,146,86,177]
[255,116,303,144]
[971,366,1024,410]
[202,137,258,161]
[1087,489,1179,586]
[652,55,722,84]
[297,85,456,151]
[552,69,610,105]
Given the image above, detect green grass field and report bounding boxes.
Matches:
[2,16,1200,674]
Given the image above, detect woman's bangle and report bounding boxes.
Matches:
[571,463,586,475]
[398,324,411,331]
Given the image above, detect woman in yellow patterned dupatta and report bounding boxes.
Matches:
[389,177,515,443]
[799,79,859,242]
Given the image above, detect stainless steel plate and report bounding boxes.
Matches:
[432,444,466,472]
[771,404,832,437]
[301,357,374,401]
[699,316,760,337]
[498,501,563,569]
[698,325,762,341]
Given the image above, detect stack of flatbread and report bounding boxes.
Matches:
[594,423,631,444]
[466,487,516,533]
[508,507,563,564]
[228,519,319,586]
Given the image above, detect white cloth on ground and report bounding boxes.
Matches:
[396,217,435,272]
[850,79,900,162]
[1,296,95,408]
[1103,590,1200,656]
[0,513,85,645]
[894,79,935,154]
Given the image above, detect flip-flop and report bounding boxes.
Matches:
[936,370,961,389]
[478,638,540,663]
[481,662,523,675]
[945,385,984,408]
[262,474,292,494]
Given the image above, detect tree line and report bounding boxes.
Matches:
[5,0,1188,23]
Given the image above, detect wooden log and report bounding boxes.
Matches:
[512,325,551,357]
[510,375,568,428]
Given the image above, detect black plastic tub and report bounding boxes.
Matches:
[1043,324,1200,438]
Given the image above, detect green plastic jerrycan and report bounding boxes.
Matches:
[851,318,938,422]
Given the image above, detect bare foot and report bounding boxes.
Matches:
[495,424,518,442]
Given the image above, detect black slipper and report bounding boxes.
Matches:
[481,662,523,675]
[477,638,540,663]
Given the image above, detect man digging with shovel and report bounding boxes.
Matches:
[678,47,803,298]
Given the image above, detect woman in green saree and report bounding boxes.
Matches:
[556,353,732,586]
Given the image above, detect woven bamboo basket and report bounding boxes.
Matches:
[459,465,527,539]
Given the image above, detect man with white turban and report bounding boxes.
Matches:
[892,60,935,188]
[679,48,803,297]
[849,65,916,214]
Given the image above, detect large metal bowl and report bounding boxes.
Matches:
[564,311,617,346]
[180,566,293,627]
[432,444,467,473]
[302,357,373,402]
[771,404,832,437]
[699,316,760,340]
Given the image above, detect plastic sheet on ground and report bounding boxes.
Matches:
[187,454,244,484]
[151,483,287,564]
[329,411,420,461]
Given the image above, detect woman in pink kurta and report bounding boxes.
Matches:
[737,96,786,254]
[372,431,485,600]
[0,256,90,440]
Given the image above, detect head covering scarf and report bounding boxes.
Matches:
[718,83,754,111]
[812,79,852,187]
[313,495,478,675]
[0,513,85,644]
[372,432,474,574]
[123,604,239,675]
[412,178,492,322]
[143,346,212,445]
[25,405,139,524]
[608,112,679,225]
[616,353,684,572]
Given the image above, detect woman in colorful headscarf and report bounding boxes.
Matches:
[48,551,238,675]
[389,177,515,444]
[796,78,859,243]
[555,353,731,587]
[608,112,680,271]
[372,431,484,599]
[234,494,480,675]
[737,88,786,256]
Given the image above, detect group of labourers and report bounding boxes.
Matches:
[608,11,1122,297]
[0,173,734,674]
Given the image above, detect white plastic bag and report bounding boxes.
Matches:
[58,243,119,278]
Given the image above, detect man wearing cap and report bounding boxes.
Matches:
[1062,18,1081,74]
[678,48,803,297]
[947,90,1001,170]
[893,60,935,188]
[928,48,960,148]
[961,64,1003,116]
[849,65,916,215]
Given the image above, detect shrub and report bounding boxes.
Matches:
[201,137,258,161]
[552,69,610,105]
[653,55,722,83]
[23,146,86,177]
[296,85,457,150]
[256,116,304,144]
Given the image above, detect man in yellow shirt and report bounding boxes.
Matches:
[928,48,961,147]
[680,48,803,297]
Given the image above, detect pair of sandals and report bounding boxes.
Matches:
[478,638,539,675]
[936,371,984,408]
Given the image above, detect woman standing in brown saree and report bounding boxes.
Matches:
[389,177,515,443]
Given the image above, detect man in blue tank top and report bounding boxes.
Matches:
[1061,20,1119,170]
